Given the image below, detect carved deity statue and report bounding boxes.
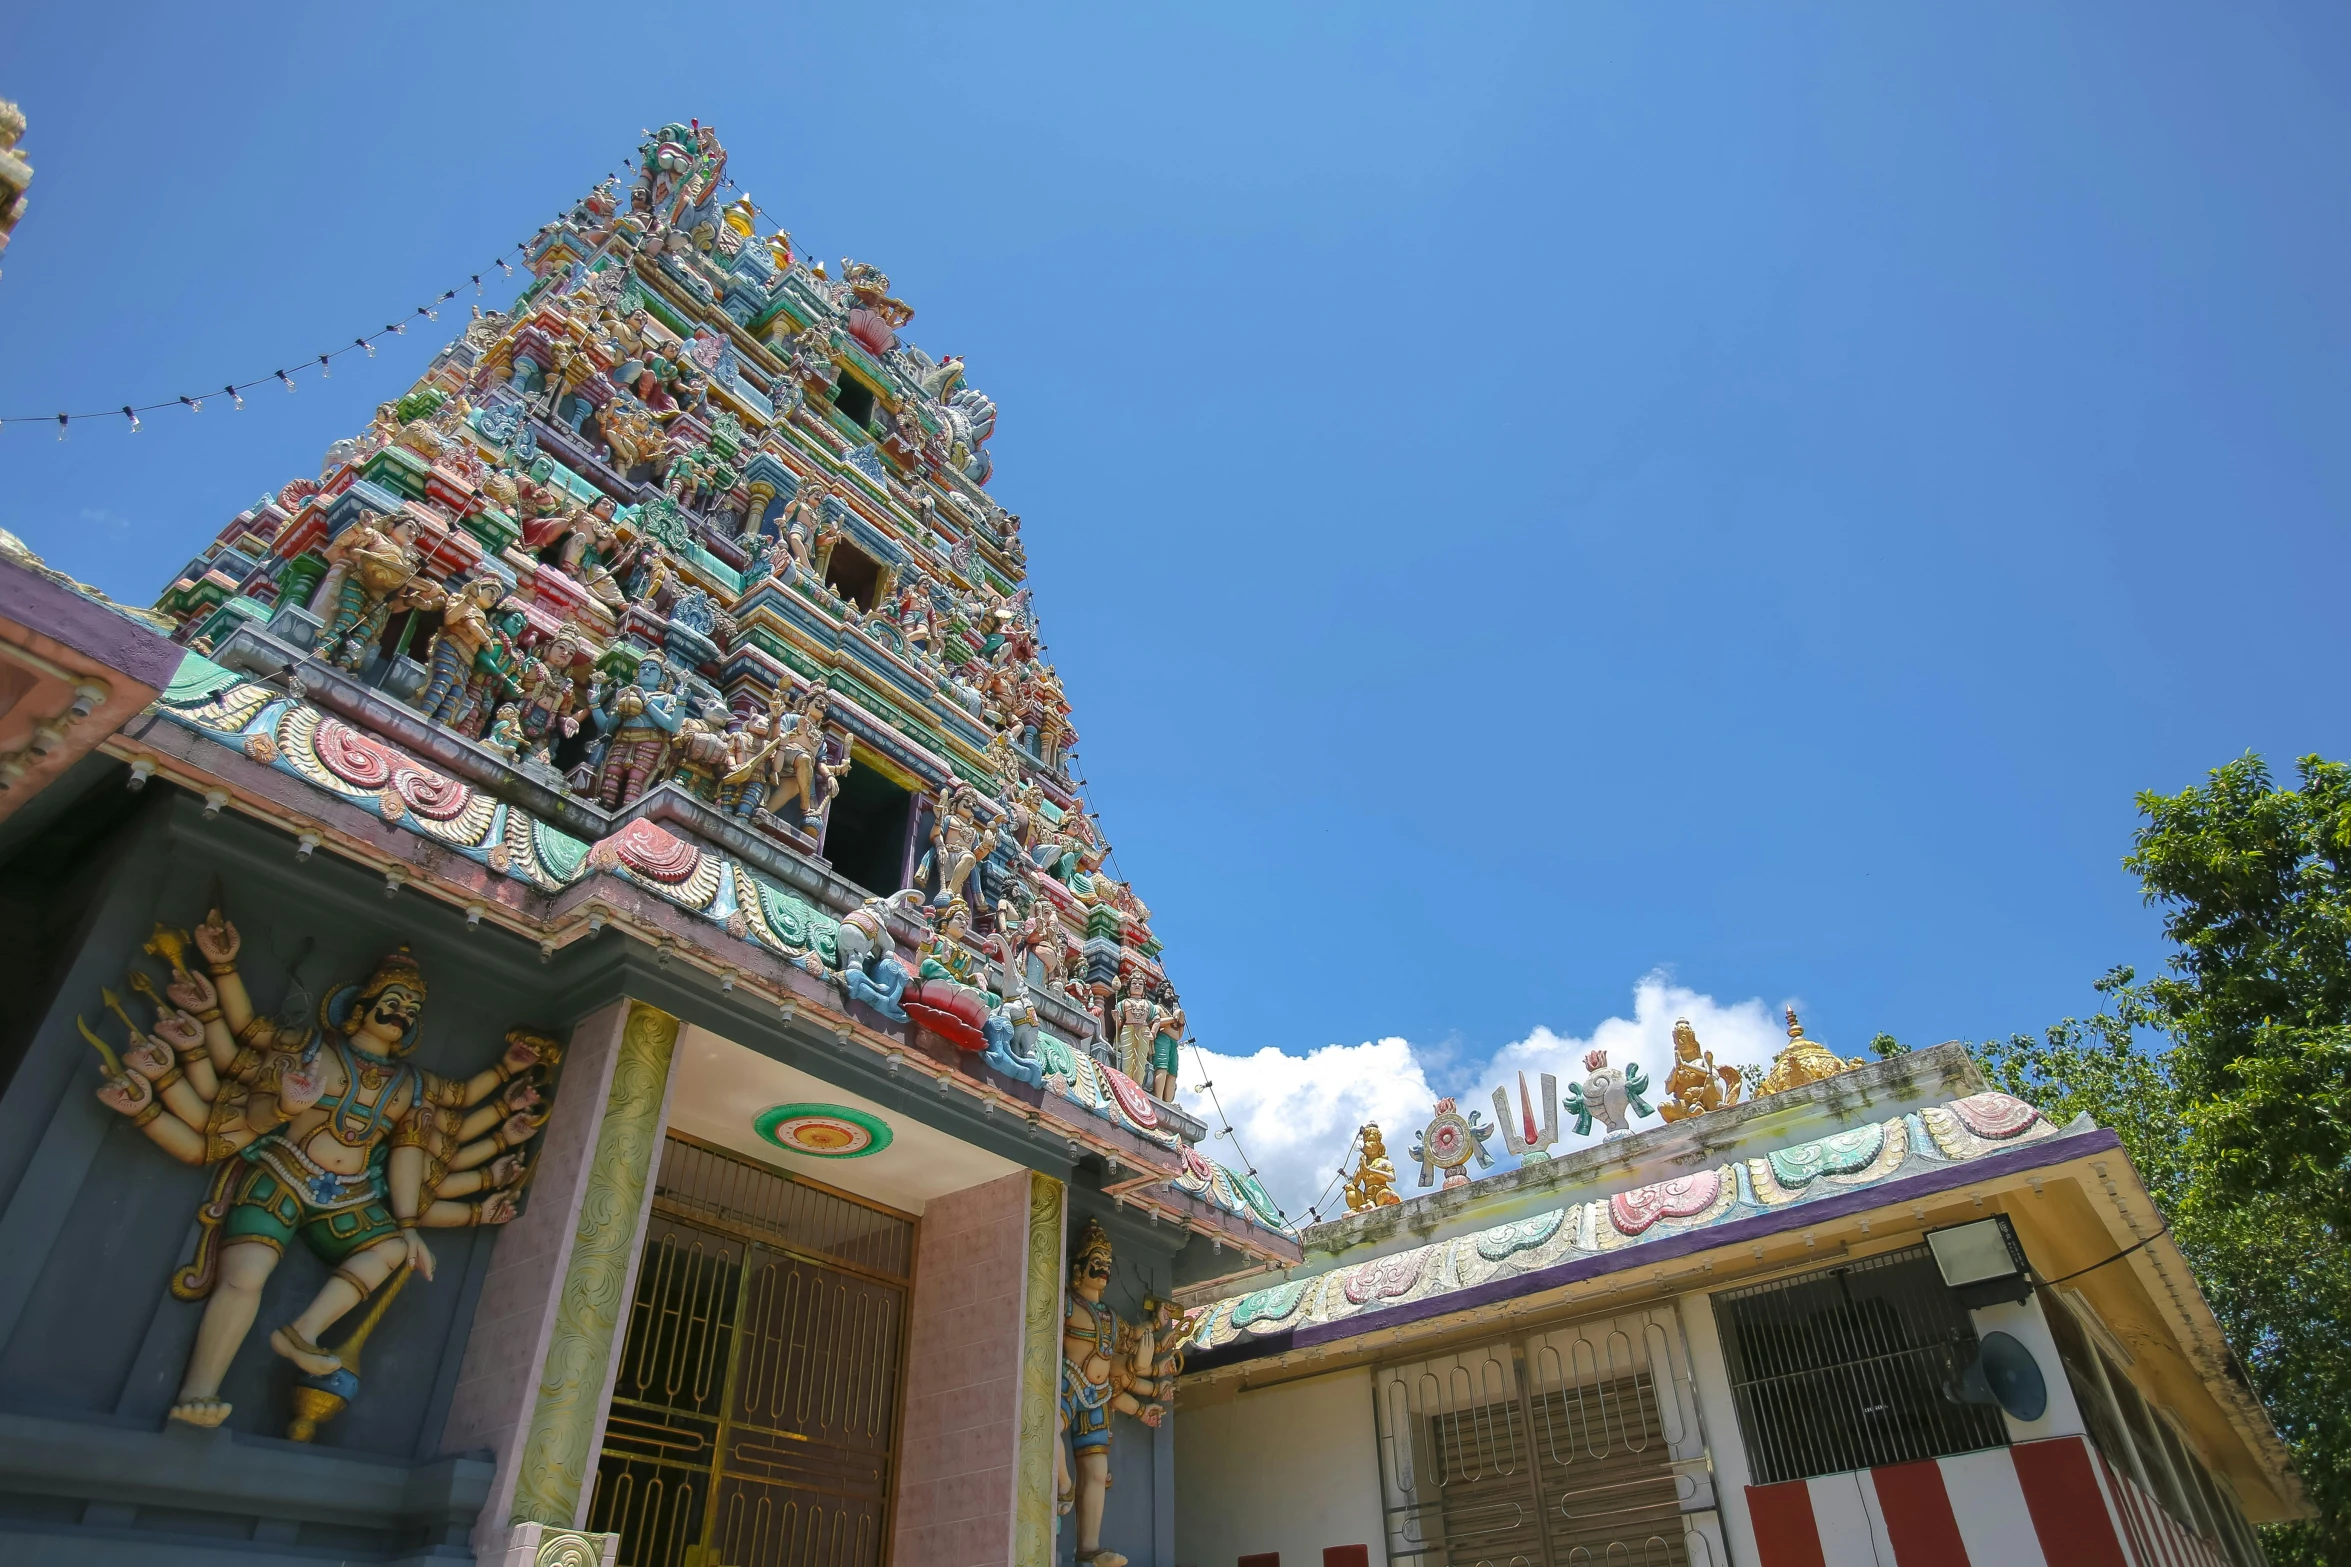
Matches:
[763,683,843,831]
[88,908,557,1429]
[922,778,997,909]
[416,576,512,730]
[1147,987,1184,1103]
[1657,1017,1744,1122]
[310,512,423,670]
[592,654,684,809]
[1756,1008,1866,1098]
[1108,970,1158,1088]
[1058,1219,1166,1567]
[1344,1123,1404,1212]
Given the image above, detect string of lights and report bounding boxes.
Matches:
[1065,756,1279,1217]
[0,155,652,438]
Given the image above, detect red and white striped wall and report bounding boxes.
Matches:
[1744,1435,2233,1567]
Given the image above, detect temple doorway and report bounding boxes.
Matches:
[587,1133,915,1567]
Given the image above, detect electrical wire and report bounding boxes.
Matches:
[2037,1222,2174,1288]
[0,160,648,434]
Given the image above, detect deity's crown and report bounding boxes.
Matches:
[1072,1217,1113,1274]
[1583,1048,1610,1073]
[354,945,427,1009]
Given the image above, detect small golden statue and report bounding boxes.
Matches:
[1657,1017,1744,1123]
[86,904,560,1430]
[1344,1123,1403,1211]
[1756,1007,1867,1097]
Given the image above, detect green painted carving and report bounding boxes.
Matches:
[1034,1032,1080,1080]
[510,1001,679,1529]
[532,821,589,884]
[1015,1172,1064,1567]
[1474,1208,1566,1261]
[162,652,241,706]
[1230,1280,1309,1328]
[1767,1123,1886,1189]
[755,880,837,962]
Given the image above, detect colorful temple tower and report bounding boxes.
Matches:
[0,119,2308,1567]
[0,120,1289,1567]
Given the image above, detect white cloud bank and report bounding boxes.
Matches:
[1178,971,1792,1224]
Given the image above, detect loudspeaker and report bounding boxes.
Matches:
[1946,1329,2048,1423]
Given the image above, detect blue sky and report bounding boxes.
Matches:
[7,5,2348,1214]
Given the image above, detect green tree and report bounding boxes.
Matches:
[1960,754,2351,1563]
[2126,754,2351,1229]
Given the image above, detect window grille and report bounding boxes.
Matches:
[1712,1246,2008,1485]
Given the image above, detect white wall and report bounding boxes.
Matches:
[1175,1367,1388,1567]
[1678,1288,1759,1567]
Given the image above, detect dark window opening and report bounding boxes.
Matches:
[381,606,441,664]
[823,758,913,896]
[1713,1245,2008,1485]
[824,541,882,613]
[832,376,876,428]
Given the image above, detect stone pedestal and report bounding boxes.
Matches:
[497,1521,619,1566]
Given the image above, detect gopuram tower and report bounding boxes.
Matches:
[0,120,1290,1567]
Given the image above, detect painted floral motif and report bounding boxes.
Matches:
[1101,1064,1159,1129]
[389,762,472,821]
[1475,1207,1568,1261]
[1610,1170,1724,1237]
[1342,1247,1429,1305]
[313,716,399,789]
[1950,1091,2039,1141]
[1766,1124,1886,1190]
[1231,1281,1309,1330]
[604,818,704,882]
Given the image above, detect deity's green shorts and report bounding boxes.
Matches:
[223,1165,400,1262]
[1151,1032,1180,1077]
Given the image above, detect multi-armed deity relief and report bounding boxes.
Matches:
[81,901,558,1437]
[1058,1219,1187,1567]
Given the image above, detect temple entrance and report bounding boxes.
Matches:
[1371,1304,1716,1567]
[589,1134,915,1567]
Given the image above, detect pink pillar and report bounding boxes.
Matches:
[891,1171,1046,1566]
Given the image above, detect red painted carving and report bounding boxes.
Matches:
[606,818,702,883]
[313,718,397,789]
[1950,1092,2038,1141]
[1609,1170,1723,1237]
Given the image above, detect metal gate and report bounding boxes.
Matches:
[1371,1303,1723,1567]
[588,1134,915,1567]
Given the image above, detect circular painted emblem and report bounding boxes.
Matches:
[1424,1110,1473,1168]
[754,1102,893,1159]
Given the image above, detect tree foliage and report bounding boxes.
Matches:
[1960,756,2351,1564]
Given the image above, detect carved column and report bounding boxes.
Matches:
[1015,1172,1066,1567]
[439,998,681,1565]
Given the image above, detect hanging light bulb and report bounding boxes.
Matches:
[317,354,331,379]
[420,303,437,322]
[55,414,68,441]
[124,406,140,433]
[276,369,297,393]
[471,274,482,294]
[357,337,374,358]
[387,322,404,336]
[180,395,202,414]
[228,385,244,411]
[498,258,513,277]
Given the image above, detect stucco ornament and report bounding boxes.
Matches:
[83,903,561,1433]
[1564,1047,1653,1138]
[1756,1007,1867,1097]
[1343,1122,1404,1211]
[1057,1218,1182,1567]
[1657,1016,1745,1122]
[1410,1096,1497,1188]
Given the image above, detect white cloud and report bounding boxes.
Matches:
[1180,971,1793,1224]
